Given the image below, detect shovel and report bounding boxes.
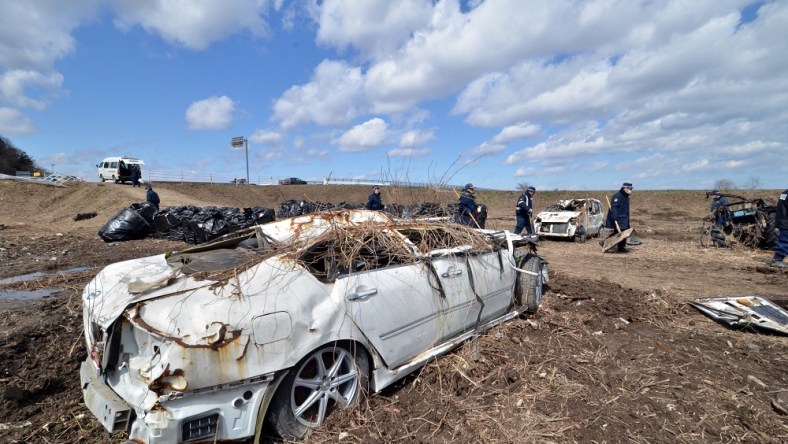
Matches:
[601,195,634,252]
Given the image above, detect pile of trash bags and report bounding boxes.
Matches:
[99,204,275,243]
[277,200,362,217]
[100,198,490,244]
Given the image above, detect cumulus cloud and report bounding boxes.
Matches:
[0,108,36,135]
[250,129,282,145]
[185,96,235,130]
[399,129,434,147]
[490,122,541,145]
[514,166,537,177]
[254,148,282,162]
[316,0,432,59]
[333,118,388,152]
[470,142,505,156]
[110,0,270,50]
[0,2,96,70]
[0,70,64,110]
[273,60,365,129]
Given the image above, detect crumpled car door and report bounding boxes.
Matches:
[335,262,446,368]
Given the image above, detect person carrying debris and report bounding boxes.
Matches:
[514,186,536,235]
[604,182,633,253]
[709,189,728,226]
[770,188,787,268]
[457,183,479,227]
[145,184,160,210]
[365,185,384,211]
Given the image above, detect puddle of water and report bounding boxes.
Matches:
[0,288,59,300]
[0,266,95,286]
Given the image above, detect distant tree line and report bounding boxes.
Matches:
[0,135,40,175]
[714,176,762,191]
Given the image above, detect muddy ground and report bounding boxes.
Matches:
[0,180,786,443]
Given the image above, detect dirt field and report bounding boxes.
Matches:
[0,180,786,443]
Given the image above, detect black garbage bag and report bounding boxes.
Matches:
[184,207,225,244]
[150,205,195,239]
[248,206,276,225]
[98,206,152,242]
[278,200,301,218]
[130,202,157,224]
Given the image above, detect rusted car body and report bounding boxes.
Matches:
[534,198,605,242]
[704,193,777,248]
[80,210,547,443]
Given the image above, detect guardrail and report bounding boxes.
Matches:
[144,171,471,190]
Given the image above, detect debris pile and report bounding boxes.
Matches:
[704,193,777,249]
[277,200,487,228]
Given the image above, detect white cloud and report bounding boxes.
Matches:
[470,142,505,156]
[681,158,710,172]
[185,96,235,130]
[333,118,388,152]
[0,70,63,110]
[399,129,434,147]
[490,122,540,145]
[0,1,96,70]
[0,108,36,135]
[0,1,98,116]
[254,148,282,162]
[110,0,269,50]
[514,166,536,177]
[316,0,432,59]
[250,129,282,145]
[387,147,431,157]
[307,148,328,158]
[273,60,365,129]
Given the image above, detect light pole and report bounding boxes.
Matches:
[230,136,249,184]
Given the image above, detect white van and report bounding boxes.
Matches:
[96,157,145,183]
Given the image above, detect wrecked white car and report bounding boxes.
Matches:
[534,198,605,242]
[80,209,547,443]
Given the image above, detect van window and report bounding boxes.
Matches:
[103,162,109,168]
[110,162,118,168]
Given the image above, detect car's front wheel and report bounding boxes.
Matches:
[266,343,369,440]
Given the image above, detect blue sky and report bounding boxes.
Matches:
[1,0,786,190]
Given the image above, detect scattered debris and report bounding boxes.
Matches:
[690,296,788,335]
[73,212,97,221]
[601,228,634,252]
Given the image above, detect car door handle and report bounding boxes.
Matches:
[441,269,463,278]
[347,288,378,301]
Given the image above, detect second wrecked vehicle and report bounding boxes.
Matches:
[703,192,777,249]
[80,209,548,443]
[534,198,605,242]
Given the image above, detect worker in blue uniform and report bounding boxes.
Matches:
[605,182,633,252]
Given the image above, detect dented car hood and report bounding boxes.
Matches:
[84,209,393,329]
[83,254,214,329]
